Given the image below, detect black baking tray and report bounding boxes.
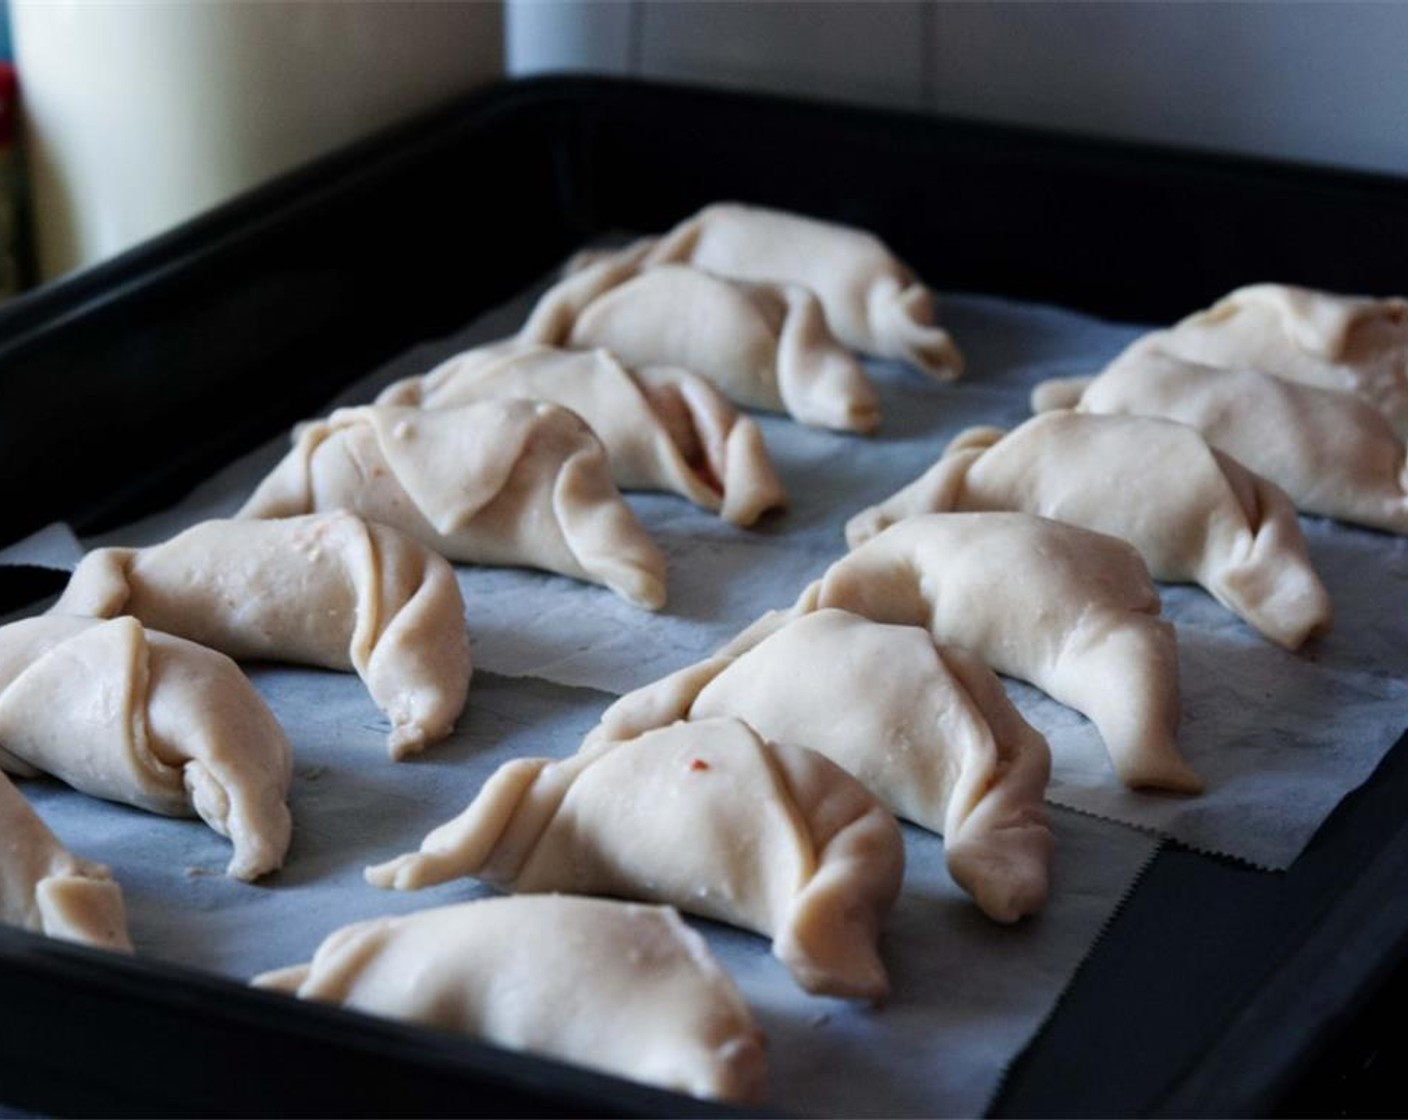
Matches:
[2,76,1407,1117]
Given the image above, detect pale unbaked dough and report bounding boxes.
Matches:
[52,513,471,760]
[572,202,964,379]
[366,716,904,1001]
[1032,342,1408,536]
[521,247,881,433]
[1153,283,1408,438]
[238,401,668,610]
[0,615,293,881]
[253,895,767,1103]
[0,767,133,952]
[587,608,1053,923]
[799,513,1200,794]
[377,342,788,526]
[848,412,1333,650]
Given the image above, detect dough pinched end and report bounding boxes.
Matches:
[0,768,133,952]
[577,202,965,379]
[1157,283,1408,439]
[238,400,667,610]
[0,615,293,880]
[377,342,788,526]
[847,411,1333,650]
[523,246,881,434]
[588,608,1053,923]
[253,895,768,1103]
[805,512,1202,795]
[53,513,472,760]
[1035,341,1408,536]
[366,717,904,1001]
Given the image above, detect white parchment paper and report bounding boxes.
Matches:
[20,666,1158,1119]
[81,284,1408,870]
[5,274,1405,1114]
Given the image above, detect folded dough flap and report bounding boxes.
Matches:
[50,547,138,617]
[353,404,542,536]
[634,364,788,525]
[519,242,656,347]
[772,282,880,434]
[1029,375,1095,413]
[869,277,965,380]
[355,521,471,759]
[0,616,185,813]
[1,765,132,952]
[1208,454,1334,650]
[36,873,134,953]
[1217,283,1407,360]
[570,266,788,414]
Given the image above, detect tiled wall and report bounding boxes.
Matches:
[507,0,1408,177]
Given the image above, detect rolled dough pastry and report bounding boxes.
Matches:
[1154,283,1408,438]
[0,767,133,952]
[52,513,472,759]
[587,608,1053,923]
[367,716,904,1001]
[848,411,1333,650]
[521,248,881,433]
[0,615,293,880]
[239,401,668,610]
[799,513,1200,794]
[1032,342,1408,536]
[377,342,787,526]
[573,202,964,379]
[254,895,767,1103]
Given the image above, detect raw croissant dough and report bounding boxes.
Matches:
[848,412,1333,650]
[573,202,964,379]
[587,608,1053,923]
[367,716,904,1001]
[1032,343,1408,536]
[521,248,881,433]
[52,513,471,760]
[254,895,767,1104]
[0,615,293,881]
[0,768,133,952]
[239,401,667,610]
[377,342,787,526]
[800,513,1200,794]
[1153,283,1408,438]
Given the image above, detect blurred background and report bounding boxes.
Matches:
[5,0,1408,287]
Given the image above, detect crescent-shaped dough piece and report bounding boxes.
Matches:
[238,401,667,610]
[573,203,964,379]
[367,717,904,1001]
[1032,343,1408,536]
[587,608,1053,923]
[51,513,472,760]
[1,768,133,952]
[1154,283,1408,438]
[847,412,1333,650]
[521,248,880,434]
[800,512,1200,794]
[0,615,293,881]
[253,895,767,1104]
[377,342,787,526]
